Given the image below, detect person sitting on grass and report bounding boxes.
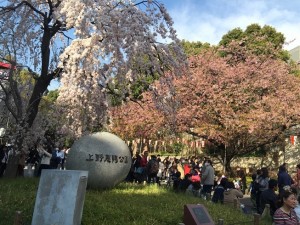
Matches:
[212,177,228,204]
[273,186,299,224]
[223,181,244,205]
[190,167,201,190]
[177,173,193,193]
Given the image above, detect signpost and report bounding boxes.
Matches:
[184,204,215,225]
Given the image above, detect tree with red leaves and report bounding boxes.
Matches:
[110,92,165,140]
[175,45,300,172]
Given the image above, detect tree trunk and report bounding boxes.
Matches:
[224,160,233,176]
[4,121,27,178]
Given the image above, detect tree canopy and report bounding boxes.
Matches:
[110,92,165,140]
[219,24,290,62]
[0,0,186,152]
[174,44,300,170]
[181,40,212,56]
[0,0,187,177]
[112,34,300,172]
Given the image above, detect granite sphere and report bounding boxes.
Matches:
[66,132,132,189]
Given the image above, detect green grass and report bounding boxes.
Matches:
[0,178,270,225]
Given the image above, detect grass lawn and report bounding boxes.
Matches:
[0,178,270,225]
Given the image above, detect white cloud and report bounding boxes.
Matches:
[165,0,300,50]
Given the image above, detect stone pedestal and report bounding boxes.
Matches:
[31,170,88,225]
[24,165,34,177]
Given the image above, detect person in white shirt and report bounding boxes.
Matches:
[56,147,65,169]
[37,145,52,176]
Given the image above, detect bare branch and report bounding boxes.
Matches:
[129,98,144,109]
[58,30,73,41]
[0,1,46,18]
[0,81,18,120]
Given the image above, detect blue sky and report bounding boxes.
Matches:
[162,0,300,50]
[47,0,300,90]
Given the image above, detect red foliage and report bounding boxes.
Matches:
[111,46,300,163]
[110,92,165,139]
[175,49,300,157]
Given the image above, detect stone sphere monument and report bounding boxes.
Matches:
[66,132,132,189]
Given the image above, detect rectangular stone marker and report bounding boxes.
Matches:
[32,170,88,225]
[184,204,215,225]
[24,166,34,177]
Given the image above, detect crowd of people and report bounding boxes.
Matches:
[2,144,300,224]
[126,150,300,224]
[0,143,69,177]
[246,163,300,224]
[126,151,214,195]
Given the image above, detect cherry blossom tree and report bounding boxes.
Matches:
[175,45,300,172]
[0,0,186,177]
[110,25,300,172]
[110,91,165,140]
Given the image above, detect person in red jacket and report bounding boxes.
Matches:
[140,151,148,168]
[138,151,148,183]
[184,163,191,175]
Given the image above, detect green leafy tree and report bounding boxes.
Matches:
[219,24,290,61]
[181,40,211,56]
[170,142,185,156]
